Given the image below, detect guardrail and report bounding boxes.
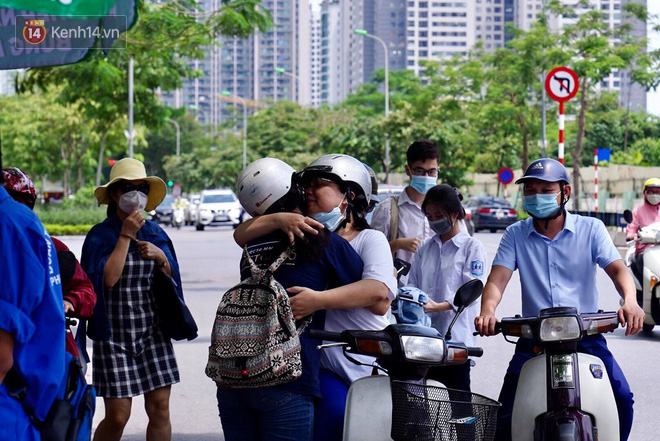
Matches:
[575,211,625,227]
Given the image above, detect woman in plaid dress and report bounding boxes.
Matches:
[81,158,185,441]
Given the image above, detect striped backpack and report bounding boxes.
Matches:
[205,247,306,388]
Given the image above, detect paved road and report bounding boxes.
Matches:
[60,226,660,440]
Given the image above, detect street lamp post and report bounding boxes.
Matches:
[222,90,248,169]
[274,67,300,102]
[164,118,181,156]
[355,29,390,182]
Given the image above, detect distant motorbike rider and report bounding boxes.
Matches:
[626,178,660,280]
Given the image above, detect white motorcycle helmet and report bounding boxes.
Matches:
[236,158,296,217]
[302,154,372,207]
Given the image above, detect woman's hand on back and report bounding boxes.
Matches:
[276,213,324,245]
[288,286,325,320]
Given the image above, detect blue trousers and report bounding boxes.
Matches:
[427,363,472,392]
[313,369,350,441]
[495,335,634,441]
[217,386,314,441]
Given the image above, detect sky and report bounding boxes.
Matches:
[646,2,660,116]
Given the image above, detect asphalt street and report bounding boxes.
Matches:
[59,226,660,440]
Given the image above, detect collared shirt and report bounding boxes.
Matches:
[0,187,65,439]
[371,187,431,268]
[626,201,660,253]
[408,232,486,347]
[492,212,622,317]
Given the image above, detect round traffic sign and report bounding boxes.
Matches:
[498,167,514,185]
[545,67,579,103]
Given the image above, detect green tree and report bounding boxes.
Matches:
[18,0,271,187]
[551,0,660,209]
[0,89,90,195]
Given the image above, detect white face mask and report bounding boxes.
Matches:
[118,190,148,214]
[647,194,660,206]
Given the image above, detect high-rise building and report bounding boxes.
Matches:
[162,0,311,130]
[319,0,366,105]
[310,2,323,107]
[164,0,648,115]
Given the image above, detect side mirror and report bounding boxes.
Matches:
[454,279,484,308]
[57,250,77,286]
[445,279,484,341]
[623,210,633,224]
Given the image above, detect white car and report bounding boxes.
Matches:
[195,189,243,231]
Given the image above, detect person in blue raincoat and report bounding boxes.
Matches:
[0,169,65,440]
[81,158,184,441]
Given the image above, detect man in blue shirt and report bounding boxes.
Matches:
[475,158,644,441]
[0,168,65,439]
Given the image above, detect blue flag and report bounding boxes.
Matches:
[597,149,611,162]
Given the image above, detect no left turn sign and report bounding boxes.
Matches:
[545,66,579,103]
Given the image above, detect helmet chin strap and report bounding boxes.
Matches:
[337,191,353,231]
[531,183,570,230]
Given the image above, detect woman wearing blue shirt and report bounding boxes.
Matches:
[408,185,486,392]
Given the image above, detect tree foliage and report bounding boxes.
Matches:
[3,0,660,202]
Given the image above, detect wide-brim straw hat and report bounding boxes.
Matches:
[94,158,167,212]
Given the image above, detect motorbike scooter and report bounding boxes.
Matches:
[310,279,500,441]
[172,205,185,229]
[623,209,659,332]
[489,307,620,441]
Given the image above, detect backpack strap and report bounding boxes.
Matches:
[5,368,45,430]
[268,248,292,273]
[243,246,291,278]
[389,195,399,242]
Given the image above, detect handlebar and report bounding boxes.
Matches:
[467,347,483,357]
[308,329,343,342]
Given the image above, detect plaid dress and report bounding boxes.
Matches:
[92,249,179,397]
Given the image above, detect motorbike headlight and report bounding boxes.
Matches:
[400,335,445,363]
[539,316,581,342]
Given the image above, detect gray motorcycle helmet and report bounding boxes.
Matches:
[301,154,372,205]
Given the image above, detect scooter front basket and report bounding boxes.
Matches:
[390,381,500,441]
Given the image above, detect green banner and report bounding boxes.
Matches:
[0,1,137,69]
[0,0,116,17]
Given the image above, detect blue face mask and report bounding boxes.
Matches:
[524,191,562,219]
[410,175,437,195]
[310,200,345,232]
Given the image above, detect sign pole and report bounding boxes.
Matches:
[558,101,565,164]
[594,148,598,212]
[545,66,579,164]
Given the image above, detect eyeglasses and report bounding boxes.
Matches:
[411,167,439,177]
[119,182,150,194]
[305,177,336,190]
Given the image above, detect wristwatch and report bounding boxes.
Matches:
[159,260,168,268]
